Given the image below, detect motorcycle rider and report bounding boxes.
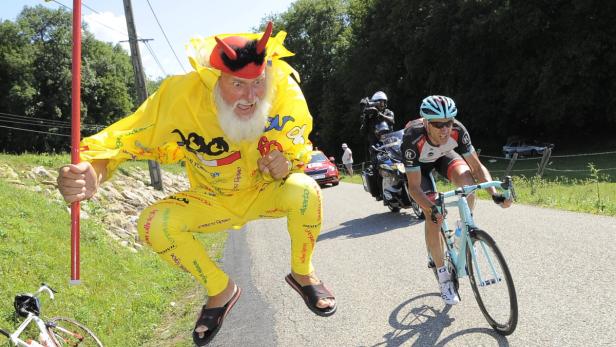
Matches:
[360,91,395,200]
[360,91,395,148]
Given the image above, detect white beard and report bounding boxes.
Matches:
[214,84,271,144]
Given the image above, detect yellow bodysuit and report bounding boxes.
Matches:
[79,31,321,296]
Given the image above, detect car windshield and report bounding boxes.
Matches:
[309,152,327,163]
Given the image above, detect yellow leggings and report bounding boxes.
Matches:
[137,173,322,296]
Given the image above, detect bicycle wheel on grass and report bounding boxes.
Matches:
[466,229,518,335]
[47,317,104,347]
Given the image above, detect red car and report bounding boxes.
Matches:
[304,150,339,186]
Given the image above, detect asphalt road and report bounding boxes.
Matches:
[211,182,616,347]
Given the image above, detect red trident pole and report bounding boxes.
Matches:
[70,0,82,284]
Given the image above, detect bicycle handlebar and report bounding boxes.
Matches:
[0,328,9,337]
[34,283,56,300]
[440,176,516,200]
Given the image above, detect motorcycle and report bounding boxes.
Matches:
[361,129,424,218]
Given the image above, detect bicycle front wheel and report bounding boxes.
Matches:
[466,229,518,335]
[47,317,104,347]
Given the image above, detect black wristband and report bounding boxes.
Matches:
[492,194,506,204]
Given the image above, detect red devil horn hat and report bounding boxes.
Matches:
[210,22,273,79]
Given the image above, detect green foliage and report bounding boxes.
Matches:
[0,154,226,346]
[268,0,616,158]
[0,5,154,154]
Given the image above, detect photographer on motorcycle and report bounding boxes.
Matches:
[360,91,395,200]
[360,91,395,147]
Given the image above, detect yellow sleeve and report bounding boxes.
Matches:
[270,64,313,172]
[80,76,186,177]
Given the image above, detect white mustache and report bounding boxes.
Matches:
[233,98,259,108]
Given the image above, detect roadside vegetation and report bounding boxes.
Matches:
[0,153,223,347]
[339,152,616,217]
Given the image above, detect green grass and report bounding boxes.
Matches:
[0,154,226,347]
[340,158,616,216]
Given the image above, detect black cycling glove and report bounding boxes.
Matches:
[430,205,446,223]
[492,193,506,204]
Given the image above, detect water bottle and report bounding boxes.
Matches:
[453,219,463,249]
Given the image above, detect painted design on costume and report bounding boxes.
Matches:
[161,208,174,243]
[168,195,189,204]
[173,129,241,166]
[232,167,242,191]
[299,187,310,215]
[115,125,153,149]
[156,244,176,255]
[172,129,229,155]
[265,114,295,132]
[300,243,308,264]
[198,218,231,229]
[192,260,208,285]
[304,229,315,249]
[170,253,189,272]
[181,193,212,206]
[142,208,159,246]
[286,125,307,144]
[313,182,322,222]
[258,136,283,156]
[302,223,321,228]
[134,140,153,156]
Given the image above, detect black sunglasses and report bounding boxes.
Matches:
[429,120,454,129]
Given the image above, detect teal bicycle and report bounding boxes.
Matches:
[429,176,518,335]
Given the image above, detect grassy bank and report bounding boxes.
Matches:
[0,154,225,346]
[340,163,616,217]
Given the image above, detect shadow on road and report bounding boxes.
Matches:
[318,211,423,241]
[365,293,510,347]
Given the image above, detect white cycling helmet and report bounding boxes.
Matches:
[420,95,457,120]
[371,91,388,102]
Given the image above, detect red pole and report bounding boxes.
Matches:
[70,0,82,284]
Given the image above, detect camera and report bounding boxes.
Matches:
[360,97,380,110]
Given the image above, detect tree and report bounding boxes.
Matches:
[0,5,139,153]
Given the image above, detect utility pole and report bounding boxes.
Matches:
[122,0,163,190]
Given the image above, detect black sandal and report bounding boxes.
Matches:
[285,274,337,317]
[192,285,242,346]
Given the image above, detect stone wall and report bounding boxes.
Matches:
[0,163,189,252]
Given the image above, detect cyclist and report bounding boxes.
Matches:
[401,95,512,305]
[56,22,336,346]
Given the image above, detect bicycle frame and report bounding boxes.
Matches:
[8,313,54,347]
[437,179,514,280]
[1,284,57,347]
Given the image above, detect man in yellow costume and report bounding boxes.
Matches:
[56,22,336,346]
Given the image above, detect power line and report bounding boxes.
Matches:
[44,0,128,39]
[44,0,179,78]
[0,112,106,130]
[143,40,168,76]
[145,0,187,73]
[0,125,71,137]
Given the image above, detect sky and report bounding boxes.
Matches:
[1,0,297,79]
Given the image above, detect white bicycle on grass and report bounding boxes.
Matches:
[0,283,103,346]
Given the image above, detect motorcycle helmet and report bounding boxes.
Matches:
[371,91,388,102]
[419,95,457,120]
[374,120,391,139]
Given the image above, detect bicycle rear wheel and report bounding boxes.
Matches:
[47,317,104,346]
[466,229,518,335]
